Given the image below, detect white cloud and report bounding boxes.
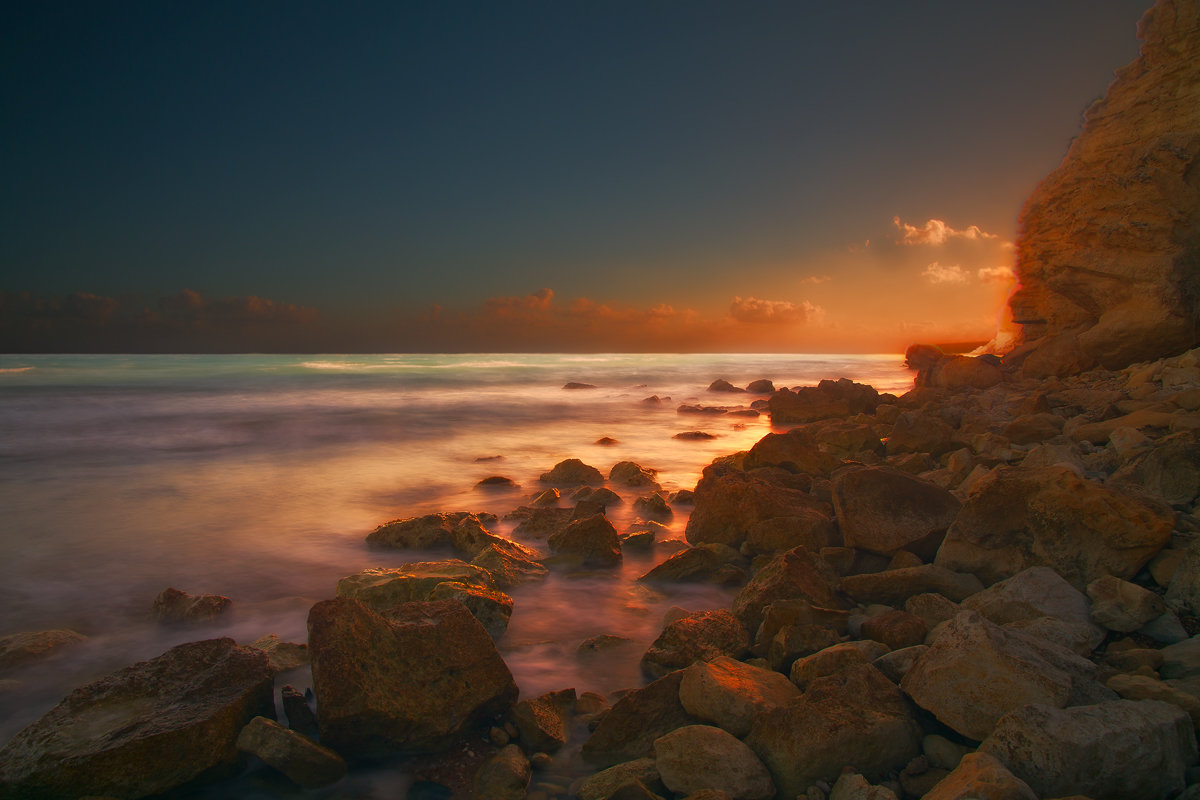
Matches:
[923,262,969,284]
[977,265,1015,282]
[893,216,1001,246]
[729,296,815,324]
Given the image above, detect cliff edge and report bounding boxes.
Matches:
[1007,0,1200,377]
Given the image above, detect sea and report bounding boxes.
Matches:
[0,352,911,796]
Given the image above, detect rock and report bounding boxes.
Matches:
[980,700,1198,800]
[564,382,598,390]
[872,645,928,683]
[476,475,518,489]
[678,656,800,738]
[1110,431,1200,507]
[577,634,636,659]
[280,684,317,735]
[576,758,665,800]
[935,465,1175,589]
[1105,645,1165,673]
[511,506,575,538]
[747,379,775,394]
[0,638,273,799]
[900,611,1107,741]
[1150,548,1185,587]
[236,715,347,789]
[920,752,1037,800]
[595,436,619,446]
[732,546,842,632]
[635,493,673,519]
[472,542,549,588]
[961,566,1105,653]
[574,486,625,507]
[365,511,495,551]
[1006,0,1200,373]
[610,460,662,489]
[804,419,885,458]
[686,471,831,549]
[767,623,843,673]
[920,356,1004,390]
[152,587,231,624]
[708,379,746,393]
[829,772,900,800]
[582,671,700,767]
[639,544,744,585]
[904,592,961,628]
[654,725,775,800]
[675,430,717,440]
[832,467,962,559]
[679,404,730,415]
[1003,413,1065,445]
[745,663,921,799]
[471,744,530,800]
[547,514,622,568]
[859,610,928,650]
[641,609,750,679]
[428,581,514,639]
[540,458,605,486]
[751,598,849,657]
[0,629,86,674]
[1162,635,1200,679]
[512,688,576,754]
[307,598,517,755]
[788,641,890,690]
[1107,673,1200,727]
[743,511,838,556]
[768,379,880,424]
[742,428,843,476]
[335,561,495,609]
[839,565,984,605]
[922,734,972,771]
[1167,540,1200,616]
[247,634,309,673]
[1086,575,1166,632]
[887,411,959,457]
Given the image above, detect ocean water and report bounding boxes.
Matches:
[0,353,910,792]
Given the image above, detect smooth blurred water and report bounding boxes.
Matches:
[0,352,910,767]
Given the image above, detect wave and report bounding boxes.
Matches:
[0,367,34,374]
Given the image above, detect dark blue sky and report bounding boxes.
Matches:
[0,1,1154,351]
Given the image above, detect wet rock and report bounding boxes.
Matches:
[236,715,347,789]
[247,634,309,673]
[547,514,622,568]
[980,700,1198,800]
[512,506,575,538]
[920,751,1036,800]
[768,379,881,424]
[745,663,921,799]
[732,546,842,632]
[573,486,624,507]
[839,564,983,606]
[307,598,517,755]
[678,656,800,738]
[281,684,318,735]
[336,561,495,609]
[859,610,927,650]
[641,609,750,679]
[610,460,662,489]
[935,465,1174,589]
[832,467,962,559]
[471,542,549,589]
[0,638,273,799]
[675,430,717,440]
[788,641,890,690]
[476,475,518,489]
[743,428,843,476]
[152,587,232,624]
[687,472,830,549]
[512,688,576,754]
[471,744,530,800]
[708,379,746,393]
[747,379,775,394]
[1086,575,1166,632]
[0,629,86,674]
[634,493,674,520]
[428,581,513,639]
[654,725,775,800]
[531,487,560,505]
[900,611,1108,741]
[582,671,700,768]
[576,758,665,800]
[540,458,605,486]
[743,510,838,556]
[639,543,744,585]
[365,511,496,552]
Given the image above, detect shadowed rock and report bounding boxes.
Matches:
[236,715,347,789]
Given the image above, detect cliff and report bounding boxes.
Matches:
[1007,0,1200,377]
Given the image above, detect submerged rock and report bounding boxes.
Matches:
[547,514,623,568]
[307,598,517,756]
[0,638,274,799]
[152,586,232,624]
[0,629,86,675]
[540,458,605,486]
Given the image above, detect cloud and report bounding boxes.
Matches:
[481,287,555,318]
[803,275,833,285]
[922,262,969,284]
[893,216,1000,246]
[729,296,816,324]
[977,265,1015,282]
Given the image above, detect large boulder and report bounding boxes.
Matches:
[0,638,274,799]
[743,510,838,556]
[335,561,495,609]
[768,379,880,424]
[980,700,1198,800]
[610,460,662,489]
[540,458,605,486]
[887,412,960,457]
[307,598,517,755]
[365,511,495,552]
[641,609,750,679]
[582,671,700,768]
[547,514,622,568]
[900,611,1111,741]
[1086,574,1166,632]
[235,715,347,789]
[678,656,800,738]
[732,547,842,632]
[921,752,1037,800]
[686,471,829,549]
[745,663,921,799]
[839,565,983,606]
[960,566,1105,654]
[935,465,1174,589]
[654,725,775,800]
[743,428,844,476]
[832,467,962,560]
[1006,0,1200,373]
[1109,431,1200,508]
[639,543,744,585]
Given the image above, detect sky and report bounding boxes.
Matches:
[0,1,1153,353]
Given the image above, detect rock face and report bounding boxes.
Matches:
[307,598,517,755]
[0,638,274,799]
[1007,0,1200,374]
